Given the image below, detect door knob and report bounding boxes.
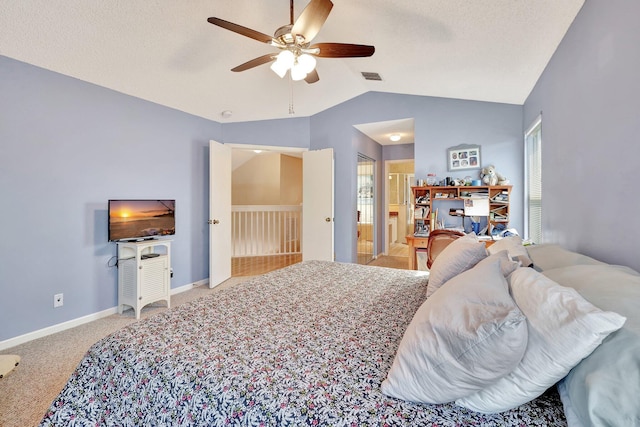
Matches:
[325,217,331,222]
[208,219,220,225]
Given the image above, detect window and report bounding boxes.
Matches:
[524,116,542,243]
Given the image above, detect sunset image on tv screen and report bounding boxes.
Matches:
[109,200,175,241]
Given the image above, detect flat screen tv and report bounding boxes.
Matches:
[108,200,175,242]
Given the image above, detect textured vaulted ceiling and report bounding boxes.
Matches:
[0,0,584,125]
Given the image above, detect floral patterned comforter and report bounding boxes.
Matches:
[39,261,566,426]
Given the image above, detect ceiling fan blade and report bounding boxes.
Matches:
[291,0,333,42]
[304,69,319,84]
[208,17,273,44]
[231,54,276,72]
[309,42,375,58]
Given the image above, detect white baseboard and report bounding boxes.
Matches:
[0,306,118,351]
[0,279,210,352]
[170,278,209,295]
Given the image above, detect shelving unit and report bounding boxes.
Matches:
[411,185,511,236]
[117,239,171,319]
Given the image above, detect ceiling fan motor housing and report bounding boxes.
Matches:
[274,25,307,47]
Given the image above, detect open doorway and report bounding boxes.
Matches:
[229,146,303,276]
[352,118,415,270]
[386,160,414,259]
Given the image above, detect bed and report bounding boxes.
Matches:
[39,260,566,426]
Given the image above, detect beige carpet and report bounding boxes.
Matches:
[0,276,247,427]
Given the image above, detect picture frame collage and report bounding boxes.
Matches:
[447,144,481,171]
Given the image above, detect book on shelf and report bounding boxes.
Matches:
[414,206,430,220]
[464,191,489,198]
[490,191,509,203]
[490,205,508,214]
[490,212,508,221]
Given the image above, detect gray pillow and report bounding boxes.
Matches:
[426,234,487,298]
[525,244,604,272]
[543,264,640,427]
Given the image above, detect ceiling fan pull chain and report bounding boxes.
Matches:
[289,73,295,115]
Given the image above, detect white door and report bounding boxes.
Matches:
[302,148,334,261]
[209,140,232,288]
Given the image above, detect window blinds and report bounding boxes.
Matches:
[525,117,542,243]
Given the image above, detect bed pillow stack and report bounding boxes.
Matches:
[381,257,527,404]
[383,242,625,412]
[455,267,625,413]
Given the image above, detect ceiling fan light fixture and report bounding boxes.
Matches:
[297,53,317,73]
[390,134,402,142]
[290,64,307,81]
[270,60,288,78]
[276,50,295,68]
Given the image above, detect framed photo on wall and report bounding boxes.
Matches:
[447,144,481,171]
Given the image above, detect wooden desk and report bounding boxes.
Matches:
[406,234,496,270]
[406,235,429,270]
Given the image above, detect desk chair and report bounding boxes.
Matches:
[426,229,465,269]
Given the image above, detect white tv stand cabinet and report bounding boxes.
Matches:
[117,239,171,319]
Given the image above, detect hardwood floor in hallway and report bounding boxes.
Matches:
[388,242,409,257]
[232,242,410,277]
[232,254,302,276]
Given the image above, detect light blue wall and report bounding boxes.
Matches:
[222,117,310,148]
[1,56,221,341]
[310,92,523,262]
[523,1,640,271]
[1,56,524,344]
[383,143,415,162]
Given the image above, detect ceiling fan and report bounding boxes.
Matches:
[207,0,375,84]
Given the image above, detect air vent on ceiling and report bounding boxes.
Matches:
[361,72,382,81]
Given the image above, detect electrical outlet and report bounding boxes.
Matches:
[54,293,64,308]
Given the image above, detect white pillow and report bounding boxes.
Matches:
[426,233,487,298]
[456,267,626,413]
[474,250,520,278]
[381,258,528,404]
[487,235,533,267]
